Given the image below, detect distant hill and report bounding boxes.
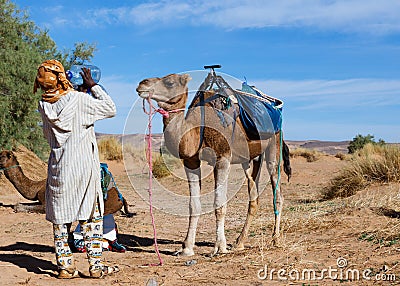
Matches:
[96,133,350,155]
[285,140,350,155]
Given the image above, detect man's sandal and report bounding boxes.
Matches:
[89,265,119,278]
[57,268,79,279]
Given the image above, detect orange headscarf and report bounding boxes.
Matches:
[33,59,74,103]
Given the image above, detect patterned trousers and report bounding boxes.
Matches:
[53,200,104,271]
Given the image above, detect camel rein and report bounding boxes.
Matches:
[0,165,20,172]
[141,95,185,267]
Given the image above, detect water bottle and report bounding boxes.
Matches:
[66,64,101,86]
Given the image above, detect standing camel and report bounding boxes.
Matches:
[0,150,133,216]
[136,73,291,256]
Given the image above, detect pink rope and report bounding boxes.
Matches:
[142,97,185,266]
[143,97,164,266]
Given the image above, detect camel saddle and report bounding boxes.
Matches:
[234,82,283,140]
[191,81,283,141]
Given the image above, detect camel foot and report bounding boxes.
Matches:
[173,247,195,257]
[232,241,245,251]
[272,235,283,248]
[210,245,229,257]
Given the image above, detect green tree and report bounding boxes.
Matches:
[348,134,386,154]
[61,42,97,69]
[0,0,96,158]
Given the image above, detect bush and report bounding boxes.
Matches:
[323,143,400,199]
[151,149,181,178]
[98,137,123,161]
[151,153,171,178]
[335,153,347,160]
[290,148,323,162]
[348,134,385,154]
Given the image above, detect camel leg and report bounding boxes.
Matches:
[179,158,201,256]
[270,174,283,247]
[235,156,262,250]
[266,140,284,247]
[212,157,230,256]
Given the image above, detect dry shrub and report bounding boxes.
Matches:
[323,143,400,199]
[152,153,170,178]
[98,137,123,161]
[290,148,323,162]
[151,151,181,178]
[335,152,348,160]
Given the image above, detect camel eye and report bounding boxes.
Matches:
[163,79,175,88]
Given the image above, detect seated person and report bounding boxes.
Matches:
[72,214,126,252]
[71,162,127,253]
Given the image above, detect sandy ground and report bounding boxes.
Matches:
[1,147,400,285]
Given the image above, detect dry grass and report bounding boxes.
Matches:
[98,137,123,161]
[323,143,400,199]
[152,152,181,178]
[152,153,170,178]
[290,148,323,162]
[334,152,349,160]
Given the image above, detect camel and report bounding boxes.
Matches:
[0,150,134,216]
[136,73,291,256]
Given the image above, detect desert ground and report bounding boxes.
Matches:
[0,144,399,285]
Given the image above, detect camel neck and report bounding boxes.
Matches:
[161,89,188,128]
[0,165,20,171]
[3,165,40,201]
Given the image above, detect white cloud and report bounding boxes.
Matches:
[252,78,400,110]
[78,0,400,34]
[41,1,400,34]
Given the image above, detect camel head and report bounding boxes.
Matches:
[0,151,17,169]
[136,74,191,108]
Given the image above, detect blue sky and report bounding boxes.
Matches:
[13,0,400,142]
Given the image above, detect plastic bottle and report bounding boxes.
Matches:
[66,64,101,86]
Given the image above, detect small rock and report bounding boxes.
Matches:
[184,259,197,266]
[146,277,158,286]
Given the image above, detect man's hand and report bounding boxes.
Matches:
[80,67,97,89]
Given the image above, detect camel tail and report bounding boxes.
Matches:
[282,140,292,182]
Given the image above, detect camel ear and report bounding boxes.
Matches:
[180,74,192,86]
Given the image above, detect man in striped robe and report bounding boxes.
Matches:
[34,59,118,279]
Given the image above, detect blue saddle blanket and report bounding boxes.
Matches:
[235,83,282,140]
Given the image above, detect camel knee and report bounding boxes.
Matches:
[215,205,226,217]
[248,199,258,216]
[267,161,277,176]
[274,187,284,206]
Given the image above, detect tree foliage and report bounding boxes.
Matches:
[62,42,97,69]
[0,0,96,158]
[348,134,386,154]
